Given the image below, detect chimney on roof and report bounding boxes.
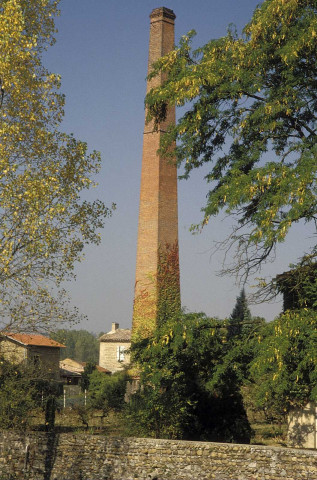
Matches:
[112,322,119,332]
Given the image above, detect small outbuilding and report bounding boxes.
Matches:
[59,357,110,385]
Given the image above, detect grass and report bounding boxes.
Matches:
[29,406,288,446]
[251,422,287,446]
[29,407,126,435]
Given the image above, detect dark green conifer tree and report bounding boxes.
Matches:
[228,288,252,340]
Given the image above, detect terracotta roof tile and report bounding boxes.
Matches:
[4,333,65,348]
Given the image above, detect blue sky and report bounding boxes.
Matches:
[43,1,314,333]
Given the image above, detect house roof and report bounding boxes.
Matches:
[99,328,131,343]
[59,367,82,378]
[60,358,85,374]
[60,358,110,374]
[3,333,65,348]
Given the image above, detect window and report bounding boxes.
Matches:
[116,345,126,362]
[33,354,40,366]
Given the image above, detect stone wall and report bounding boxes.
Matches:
[99,341,131,373]
[27,345,61,379]
[0,339,27,363]
[0,431,317,480]
[0,341,61,379]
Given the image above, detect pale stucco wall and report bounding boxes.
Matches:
[99,341,130,373]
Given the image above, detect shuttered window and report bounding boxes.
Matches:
[116,345,125,362]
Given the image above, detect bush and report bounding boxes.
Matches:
[0,358,37,430]
[88,370,129,418]
[127,314,252,442]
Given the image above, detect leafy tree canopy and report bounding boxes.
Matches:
[0,357,37,429]
[89,370,128,418]
[146,0,317,279]
[81,360,96,391]
[50,329,99,363]
[128,313,252,442]
[0,355,58,430]
[250,309,317,418]
[0,0,113,332]
[274,257,317,310]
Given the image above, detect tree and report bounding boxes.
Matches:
[0,357,37,429]
[88,370,128,421]
[275,258,317,311]
[0,356,59,430]
[145,0,317,281]
[127,313,251,442]
[228,288,252,339]
[81,361,96,391]
[227,288,266,340]
[250,309,317,419]
[50,329,99,363]
[0,0,113,332]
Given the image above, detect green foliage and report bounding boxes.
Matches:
[81,361,96,391]
[146,0,317,278]
[50,329,99,362]
[228,288,252,339]
[250,309,317,419]
[157,242,181,327]
[0,357,37,429]
[128,313,252,442]
[227,289,265,341]
[88,370,128,418]
[132,242,181,340]
[0,0,114,332]
[0,355,62,431]
[275,257,317,310]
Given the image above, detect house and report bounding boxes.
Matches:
[0,333,65,380]
[59,357,110,386]
[59,358,83,386]
[99,323,131,373]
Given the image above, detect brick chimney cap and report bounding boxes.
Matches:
[150,7,176,21]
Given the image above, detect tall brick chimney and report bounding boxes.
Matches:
[132,7,180,339]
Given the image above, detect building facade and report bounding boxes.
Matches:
[0,333,65,380]
[99,323,131,373]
